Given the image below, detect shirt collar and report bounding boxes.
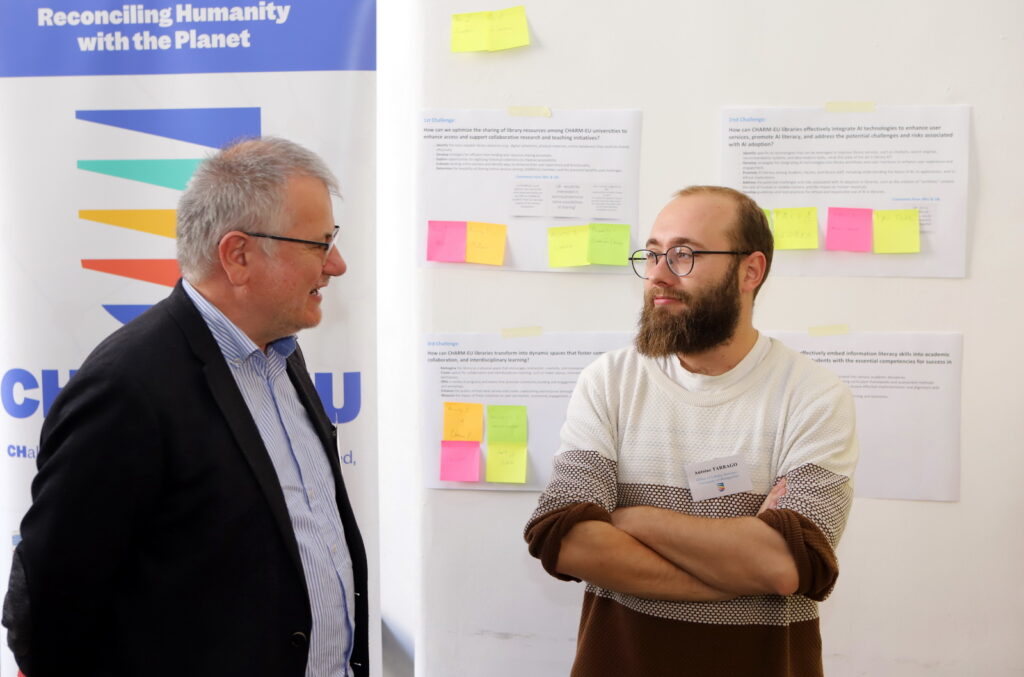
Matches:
[182,278,297,364]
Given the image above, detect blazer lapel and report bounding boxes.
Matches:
[164,283,307,585]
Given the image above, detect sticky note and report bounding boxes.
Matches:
[772,207,819,250]
[825,101,876,113]
[501,326,543,338]
[548,225,591,267]
[427,220,466,262]
[486,442,528,483]
[587,223,631,266]
[873,209,920,253]
[442,402,484,441]
[507,106,551,117]
[762,208,773,228]
[486,405,527,444]
[451,5,530,52]
[440,440,480,482]
[465,221,507,266]
[826,207,873,252]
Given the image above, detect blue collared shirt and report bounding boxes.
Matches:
[183,279,355,677]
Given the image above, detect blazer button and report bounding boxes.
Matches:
[290,631,308,648]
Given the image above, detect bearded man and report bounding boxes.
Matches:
[525,186,858,677]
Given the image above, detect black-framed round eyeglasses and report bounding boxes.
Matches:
[244,225,340,264]
[629,245,752,279]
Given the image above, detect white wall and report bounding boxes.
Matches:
[378,1,1024,674]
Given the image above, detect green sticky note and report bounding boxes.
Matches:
[548,225,591,267]
[587,223,631,266]
[772,207,819,250]
[486,405,527,444]
[486,442,528,483]
[451,5,530,52]
[873,209,921,253]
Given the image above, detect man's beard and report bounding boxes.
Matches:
[635,263,742,357]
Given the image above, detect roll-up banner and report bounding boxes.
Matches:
[0,1,378,673]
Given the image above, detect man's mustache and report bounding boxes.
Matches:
[645,288,691,304]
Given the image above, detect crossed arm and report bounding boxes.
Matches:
[554,479,797,601]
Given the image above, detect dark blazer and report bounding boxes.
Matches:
[2,282,368,677]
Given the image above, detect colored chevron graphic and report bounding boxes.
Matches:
[76,108,261,149]
[77,159,202,190]
[81,259,181,287]
[79,209,176,238]
[76,106,262,324]
[102,305,153,324]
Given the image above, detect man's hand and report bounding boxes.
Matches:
[607,481,800,596]
[758,477,788,514]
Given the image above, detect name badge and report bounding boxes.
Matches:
[684,454,753,501]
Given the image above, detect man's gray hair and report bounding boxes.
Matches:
[176,136,340,281]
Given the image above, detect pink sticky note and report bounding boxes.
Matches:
[825,207,873,252]
[427,220,467,262]
[440,440,480,482]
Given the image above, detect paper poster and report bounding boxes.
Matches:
[423,332,631,491]
[721,105,969,277]
[420,109,642,272]
[768,331,962,501]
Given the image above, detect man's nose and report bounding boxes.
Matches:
[647,253,677,285]
[323,246,347,276]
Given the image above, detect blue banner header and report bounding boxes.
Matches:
[0,0,375,76]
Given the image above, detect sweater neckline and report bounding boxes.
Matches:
[645,333,774,403]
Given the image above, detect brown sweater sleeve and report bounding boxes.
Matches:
[757,507,839,601]
[525,502,613,582]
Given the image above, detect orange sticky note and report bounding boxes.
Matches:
[442,402,484,441]
[465,221,507,265]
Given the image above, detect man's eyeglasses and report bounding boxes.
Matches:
[629,245,752,279]
[244,225,340,264]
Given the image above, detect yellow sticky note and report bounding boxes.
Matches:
[486,442,528,483]
[451,5,530,52]
[772,207,819,250]
[587,223,631,266]
[548,225,590,267]
[443,402,484,441]
[873,209,920,253]
[465,221,507,265]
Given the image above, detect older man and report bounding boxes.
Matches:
[525,186,857,676]
[3,137,367,677]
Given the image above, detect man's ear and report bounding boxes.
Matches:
[740,251,766,294]
[218,231,254,286]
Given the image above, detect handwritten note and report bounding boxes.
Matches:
[440,440,480,482]
[486,442,528,483]
[547,225,590,267]
[427,220,466,262]
[873,209,921,253]
[772,207,819,250]
[442,402,484,441]
[465,221,507,266]
[826,207,873,252]
[486,405,527,444]
[587,223,631,266]
[451,5,530,52]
